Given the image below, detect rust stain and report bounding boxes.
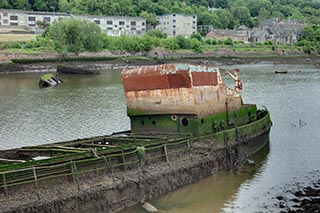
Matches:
[122,69,191,92]
[192,72,217,86]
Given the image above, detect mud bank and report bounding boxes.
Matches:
[0,130,269,213]
[0,55,319,74]
[275,173,320,212]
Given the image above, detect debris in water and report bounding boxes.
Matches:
[141,202,159,212]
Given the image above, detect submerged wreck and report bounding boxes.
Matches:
[39,73,63,88]
[0,63,271,212]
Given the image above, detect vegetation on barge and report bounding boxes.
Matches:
[0,109,270,196]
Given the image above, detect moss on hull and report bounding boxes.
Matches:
[130,105,259,137]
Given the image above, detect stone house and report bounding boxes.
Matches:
[260,18,306,44]
[249,29,270,43]
[205,26,250,42]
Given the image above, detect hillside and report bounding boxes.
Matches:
[1,0,320,29]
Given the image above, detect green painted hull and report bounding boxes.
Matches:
[129,105,269,138]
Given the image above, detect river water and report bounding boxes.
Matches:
[1,63,320,212]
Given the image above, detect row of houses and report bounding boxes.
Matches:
[0,9,147,36]
[0,9,198,38]
[205,18,307,45]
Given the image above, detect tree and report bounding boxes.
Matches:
[0,0,11,9]
[248,0,272,17]
[139,11,159,29]
[146,29,167,39]
[47,19,103,57]
[258,8,271,20]
[230,6,251,27]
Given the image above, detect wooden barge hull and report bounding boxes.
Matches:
[0,109,271,211]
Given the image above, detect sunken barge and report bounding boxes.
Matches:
[0,63,271,212]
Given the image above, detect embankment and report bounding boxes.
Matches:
[0,49,319,74]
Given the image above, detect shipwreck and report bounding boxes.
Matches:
[0,63,271,213]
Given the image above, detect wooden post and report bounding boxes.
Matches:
[71,161,80,191]
[107,156,115,181]
[187,140,193,161]
[32,166,40,200]
[223,130,227,143]
[164,144,169,164]
[2,173,7,196]
[121,150,127,171]
[103,156,115,181]
[235,127,238,141]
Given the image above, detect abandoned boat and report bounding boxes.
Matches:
[0,63,271,212]
[39,73,63,88]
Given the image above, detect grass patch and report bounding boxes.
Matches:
[0,34,37,42]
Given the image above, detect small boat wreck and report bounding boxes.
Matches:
[39,73,63,88]
[275,70,288,74]
[0,63,271,212]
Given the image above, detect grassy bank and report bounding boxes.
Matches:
[0,34,37,42]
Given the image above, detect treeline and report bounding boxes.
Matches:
[3,18,320,56]
[1,0,320,29]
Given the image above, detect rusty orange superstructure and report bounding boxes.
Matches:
[122,63,259,136]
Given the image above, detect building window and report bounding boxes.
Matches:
[43,17,51,23]
[0,15,1,20]
[107,27,113,30]
[173,20,176,22]
[3,20,8,24]
[28,23,36,26]
[131,27,136,30]
[130,21,136,26]
[107,21,113,25]
[28,17,36,21]
[10,16,18,21]
[94,20,100,25]
[173,25,176,28]
[119,21,125,26]
[173,14,176,16]
[3,13,8,17]
[114,24,117,28]
[142,22,145,26]
[10,22,18,26]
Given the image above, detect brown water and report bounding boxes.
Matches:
[1,63,320,212]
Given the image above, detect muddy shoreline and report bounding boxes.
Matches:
[0,54,319,74]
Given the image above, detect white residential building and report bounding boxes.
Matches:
[0,9,146,36]
[156,14,197,37]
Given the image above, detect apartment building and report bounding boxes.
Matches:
[156,14,197,37]
[74,15,146,36]
[0,9,146,36]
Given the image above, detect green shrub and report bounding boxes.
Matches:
[224,38,233,45]
[162,38,179,50]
